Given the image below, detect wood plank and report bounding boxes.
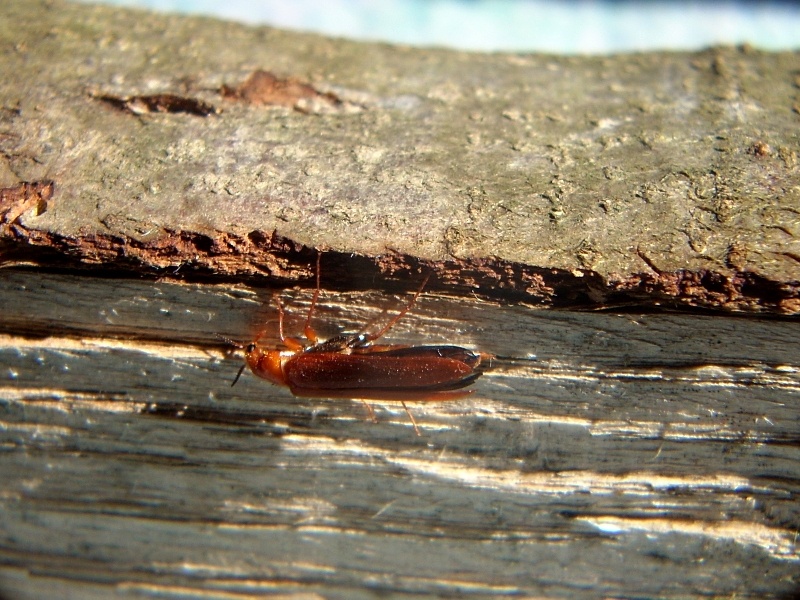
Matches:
[1,270,798,598]
[2,1,797,597]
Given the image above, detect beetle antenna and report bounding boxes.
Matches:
[215,334,248,386]
[231,363,247,387]
[366,272,430,343]
[214,333,243,349]
[275,295,305,352]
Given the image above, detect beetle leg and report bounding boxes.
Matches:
[274,296,305,351]
[276,295,288,341]
[401,401,421,436]
[361,400,377,423]
[361,399,421,435]
[303,252,321,345]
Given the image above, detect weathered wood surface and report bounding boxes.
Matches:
[1,269,799,598]
[0,0,798,312]
[1,1,799,597]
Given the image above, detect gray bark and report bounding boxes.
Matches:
[0,0,798,311]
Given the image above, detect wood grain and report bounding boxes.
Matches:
[1,270,798,598]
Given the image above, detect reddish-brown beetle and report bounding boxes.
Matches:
[234,254,486,434]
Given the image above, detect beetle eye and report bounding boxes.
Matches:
[246,343,256,353]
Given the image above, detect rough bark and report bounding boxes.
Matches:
[0,0,798,312]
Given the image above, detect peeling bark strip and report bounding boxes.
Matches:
[92,93,219,116]
[221,69,341,112]
[609,269,800,315]
[0,221,797,313]
[0,181,53,224]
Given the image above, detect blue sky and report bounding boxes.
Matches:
[75,0,800,54]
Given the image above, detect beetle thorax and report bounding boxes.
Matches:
[245,343,293,386]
